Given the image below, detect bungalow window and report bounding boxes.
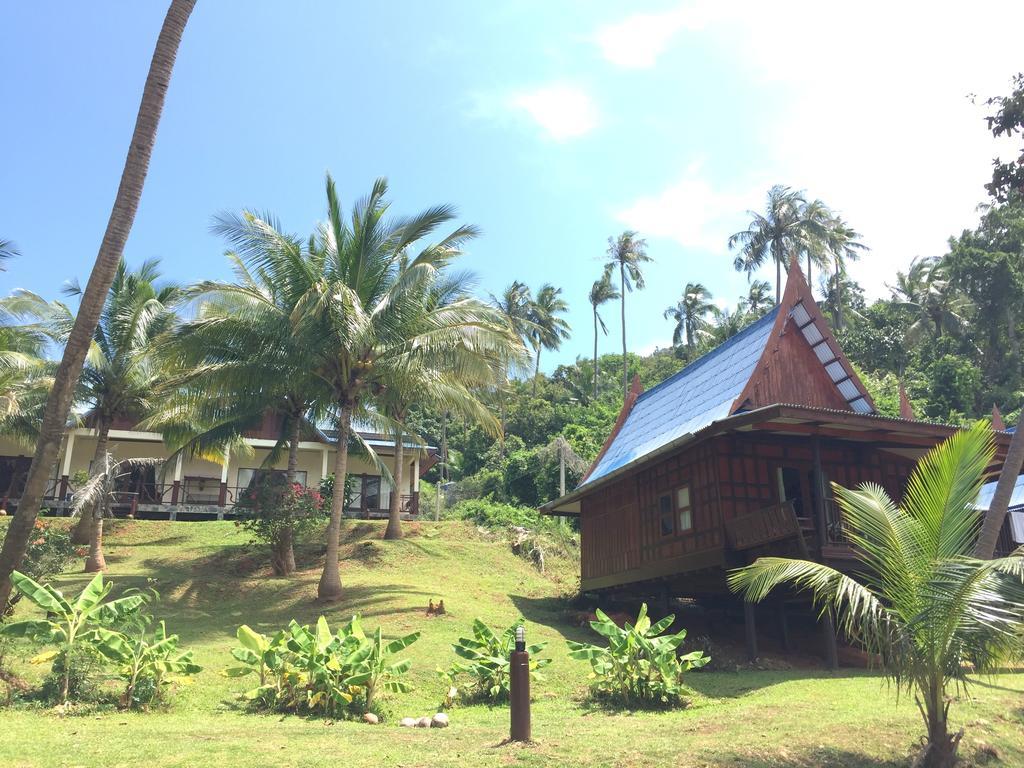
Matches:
[677,485,693,532]
[659,493,674,536]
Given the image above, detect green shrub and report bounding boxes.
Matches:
[235,478,325,575]
[225,615,418,718]
[567,604,709,708]
[442,618,550,705]
[2,520,76,620]
[450,499,540,529]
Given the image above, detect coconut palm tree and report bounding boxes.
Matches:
[71,454,162,573]
[588,268,619,399]
[527,284,570,396]
[149,216,332,576]
[730,185,820,304]
[891,257,970,345]
[604,231,651,397]
[0,240,18,271]
[823,215,868,330]
[289,174,521,601]
[62,259,180,568]
[739,280,774,318]
[663,283,716,351]
[489,281,534,444]
[0,0,195,616]
[729,422,1024,768]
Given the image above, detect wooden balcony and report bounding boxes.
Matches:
[724,500,803,550]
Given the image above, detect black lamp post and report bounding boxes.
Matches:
[509,625,531,742]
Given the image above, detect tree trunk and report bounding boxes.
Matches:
[620,261,628,398]
[383,429,405,540]
[593,308,599,400]
[84,508,107,573]
[806,253,812,287]
[835,259,843,330]
[0,0,196,616]
[775,257,782,305]
[975,420,1024,557]
[917,684,961,768]
[72,420,111,545]
[271,413,302,577]
[1006,304,1020,361]
[318,403,351,602]
[532,346,540,397]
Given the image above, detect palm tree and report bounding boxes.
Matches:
[71,454,162,574]
[527,284,570,396]
[289,174,520,601]
[729,422,1024,768]
[150,215,332,576]
[0,0,195,616]
[823,215,868,330]
[489,281,534,444]
[378,252,504,541]
[663,283,715,350]
[797,197,836,286]
[891,257,970,345]
[63,259,180,568]
[588,268,619,399]
[0,240,18,271]
[739,280,773,318]
[604,231,651,397]
[730,185,819,304]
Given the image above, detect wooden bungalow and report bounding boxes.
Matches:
[542,259,1013,664]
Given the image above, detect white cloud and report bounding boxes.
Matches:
[606,0,1024,298]
[614,161,758,251]
[593,2,719,69]
[509,84,599,141]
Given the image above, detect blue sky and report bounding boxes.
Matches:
[2,1,1022,370]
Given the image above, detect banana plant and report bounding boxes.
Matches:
[347,615,419,711]
[225,615,418,717]
[566,603,708,707]
[444,618,550,703]
[94,620,201,708]
[0,570,150,703]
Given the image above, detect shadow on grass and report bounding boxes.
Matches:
[508,594,595,645]
[711,749,901,768]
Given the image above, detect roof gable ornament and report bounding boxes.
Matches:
[899,381,915,420]
[731,257,875,416]
[992,404,1007,431]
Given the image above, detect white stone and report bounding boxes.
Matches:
[399,717,417,728]
[431,713,449,728]
[363,713,379,725]
[416,716,432,728]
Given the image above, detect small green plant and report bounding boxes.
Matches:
[442,618,550,704]
[0,571,150,704]
[97,620,202,709]
[225,615,418,718]
[567,603,709,708]
[3,520,76,620]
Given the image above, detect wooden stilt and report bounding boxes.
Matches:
[744,601,758,661]
[778,600,791,652]
[821,610,839,670]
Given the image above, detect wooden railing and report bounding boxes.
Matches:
[725,500,802,550]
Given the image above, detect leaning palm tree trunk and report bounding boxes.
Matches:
[975,422,1024,557]
[318,404,351,601]
[384,431,405,541]
[593,308,599,400]
[0,0,196,615]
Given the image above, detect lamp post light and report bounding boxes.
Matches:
[509,625,531,742]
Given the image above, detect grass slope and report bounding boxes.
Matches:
[1,519,1022,768]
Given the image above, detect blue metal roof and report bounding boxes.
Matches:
[975,474,1024,511]
[583,306,780,486]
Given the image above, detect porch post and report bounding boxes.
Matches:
[321,447,329,485]
[743,600,758,661]
[218,448,230,509]
[812,436,828,550]
[170,454,182,505]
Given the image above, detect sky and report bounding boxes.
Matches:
[2,1,1022,370]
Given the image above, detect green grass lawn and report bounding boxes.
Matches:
[1,519,1022,768]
